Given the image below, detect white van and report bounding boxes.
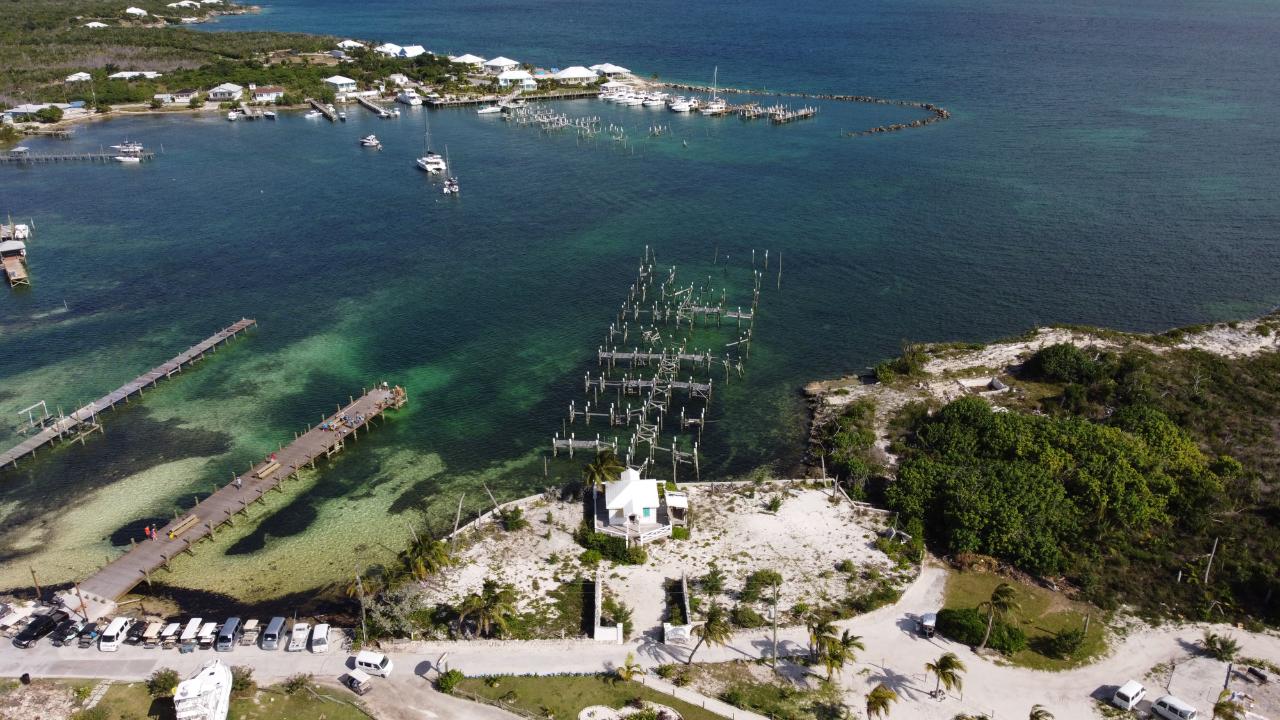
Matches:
[354,650,394,677]
[309,623,330,653]
[1112,680,1146,710]
[286,622,310,652]
[99,617,133,652]
[1152,695,1198,720]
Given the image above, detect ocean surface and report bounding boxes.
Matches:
[2,0,1279,606]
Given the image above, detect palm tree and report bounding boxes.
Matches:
[458,579,517,638]
[807,615,837,660]
[1029,704,1054,720]
[615,652,644,681]
[823,630,865,680]
[401,537,452,581]
[925,651,966,698]
[865,683,898,718]
[686,603,732,665]
[582,449,624,487]
[978,583,1020,650]
[1213,689,1246,720]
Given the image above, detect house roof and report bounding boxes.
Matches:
[66,72,92,82]
[337,39,365,49]
[498,69,533,81]
[174,88,198,95]
[324,75,356,85]
[554,66,596,80]
[665,491,688,510]
[605,468,659,512]
[589,63,631,75]
[84,21,108,27]
[450,53,485,65]
[125,7,148,15]
[209,82,243,93]
[484,56,518,67]
[400,45,426,57]
[253,86,285,94]
[374,43,402,55]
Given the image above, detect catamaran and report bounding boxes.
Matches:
[415,116,447,173]
[173,660,231,720]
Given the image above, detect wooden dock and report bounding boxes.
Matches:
[355,96,395,117]
[0,319,257,470]
[1,151,156,165]
[70,384,407,612]
[306,98,336,122]
[427,89,600,107]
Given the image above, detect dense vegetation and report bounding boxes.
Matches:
[883,336,1280,625]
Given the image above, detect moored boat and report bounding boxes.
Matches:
[359,134,382,149]
[173,659,231,720]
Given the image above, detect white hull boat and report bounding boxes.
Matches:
[477,105,501,115]
[173,660,231,720]
[113,156,142,163]
[360,134,382,149]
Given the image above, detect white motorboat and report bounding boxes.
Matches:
[643,92,669,107]
[173,659,231,720]
[476,105,501,115]
[110,141,145,154]
[417,153,446,173]
[668,96,693,112]
[263,110,277,119]
[621,94,646,106]
[226,111,238,121]
[359,134,382,149]
[396,89,423,106]
[112,156,142,163]
[338,111,347,121]
[305,110,322,118]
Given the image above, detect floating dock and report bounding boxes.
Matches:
[0,319,257,469]
[68,384,407,616]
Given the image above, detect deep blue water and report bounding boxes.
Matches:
[2,0,1279,596]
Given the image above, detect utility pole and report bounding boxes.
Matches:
[770,580,780,671]
[354,566,368,643]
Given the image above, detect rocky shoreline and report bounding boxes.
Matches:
[660,81,952,137]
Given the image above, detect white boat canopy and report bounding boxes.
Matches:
[0,241,27,254]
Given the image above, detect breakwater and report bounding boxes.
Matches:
[660,82,951,137]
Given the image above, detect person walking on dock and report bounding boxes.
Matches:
[234,475,242,490]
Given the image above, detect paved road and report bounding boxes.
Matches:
[4,561,1278,720]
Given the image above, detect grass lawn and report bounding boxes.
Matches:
[944,570,1108,670]
[457,674,725,720]
[87,680,374,720]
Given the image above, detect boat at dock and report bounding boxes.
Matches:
[110,141,145,154]
[1,236,30,288]
[305,110,322,119]
[173,659,231,720]
[112,155,142,163]
[668,96,693,112]
[359,134,382,149]
[263,110,276,120]
[700,66,729,115]
[396,88,423,106]
[477,105,501,115]
[226,110,238,121]
[643,92,669,107]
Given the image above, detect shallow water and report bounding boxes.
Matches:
[2,0,1279,601]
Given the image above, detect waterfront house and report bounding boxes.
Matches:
[173,89,199,104]
[207,83,244,101]
[109,71,163,80]
[153,93,175,104]
[387,73,410,87]
[65,72,92,83]
[483,56,520,75]
[590,63,631,77]
[323,75,358,94]
[337,39,365,50]
[449,53,486,68]
[497,69,536,90]
[125,7,148,17]
[252,86,285,103]
[399,45,427,59]
[554,66,597,85]
[84,21,108,28]
[605,469,660,527]
[374,43,403,57]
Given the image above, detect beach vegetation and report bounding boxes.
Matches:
[457,674,723,720]
[686,603,731,664]
[436,669,465,694]
[145,667,179,698]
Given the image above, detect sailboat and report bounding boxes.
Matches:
[415,114,447,173]
[700,66,727,116]
[441,145,459,195]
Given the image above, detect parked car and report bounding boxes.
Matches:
[51,619,86,647]
[1111,680,1147,711]
[916,612,937,639]
[13,611,68,649]
[1152,694,1198,720]
[342,670,373,696]
[77,622,101,649]
[354,650,393,677]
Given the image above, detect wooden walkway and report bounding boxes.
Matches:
[0,318,257,470]
[306,98,337,122]
[73,384,408,610]
[1,151,156,165]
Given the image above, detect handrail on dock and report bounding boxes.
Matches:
[0,318,257,470]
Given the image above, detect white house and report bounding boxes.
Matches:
[483,56,519,74]
[374,43,402,57]
[553,66,597,85]
[108,71,163,80]
[337,39,365,50]
[323,75,357,94]
[589,62,631,77]
[386,73,410,87]
[252,85,285,103]
[496,69,536,90]
[166,0,200,7]
[399,44,427,59]
[84,21,109,28]
[604,469,660,527]
[124,7,148,17]
[172,89,199,104]
[207,82,243,101]
[153,93,175,104]
[65,72,92,83]
[449,53,485,67]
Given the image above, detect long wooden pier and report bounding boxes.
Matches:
[1,151,156,165]
[69,384,407,614]
[427,89,601,107]
[306,97,336,121]
[0,319,257,470]
[355,95,395,117]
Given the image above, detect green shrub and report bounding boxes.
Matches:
[500,507,529,531]
[437,669,465,694]
[1040,627,1085,659]
[1025,343,1098,383]
[146,668,179,698]
[936,607,1026,655]
[625,546,648,565]
[741,569,783,602]
[835,559,855,573]
[671,526,690,540]
[731,605,766,628]
[574,523,644,564]
[580,549,602,566]
[282,674,313,695]
[846,581,902,614]
[701,564,725,594]
[230,665,256,697]
[765,495,783,513]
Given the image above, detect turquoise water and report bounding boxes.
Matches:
[2,0,1279,603]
